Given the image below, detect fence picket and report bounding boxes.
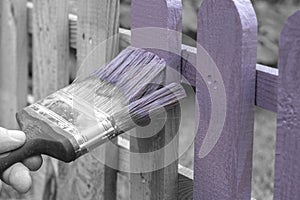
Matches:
[57,0,120,199]
[130,0,182,199]
[0,0,28,198]
[274,10,300,200]
[1,1,299,199]
[0,0,28,129]
[32,0,69,100]
[31,0,70,199]
[194,0,257,199]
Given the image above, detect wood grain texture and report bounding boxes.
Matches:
[75,0,119,76]
[118,137,194,200]
[32,0,70,199]
[57,1,120,200]
[0,0,28,129]
[129,111,179,200]
[130,1,182,199]
[32,0,69,100]
[274,10,300,200]
[194,0,257,199]
[28,3,77,82]
[27,4,280,113]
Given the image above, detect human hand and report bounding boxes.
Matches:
[0,127,42,193]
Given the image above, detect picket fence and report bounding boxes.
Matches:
[0,0,299,199]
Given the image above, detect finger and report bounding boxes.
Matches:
[22,155,43,171]
[0,128,26,153]
[2,163,32,193]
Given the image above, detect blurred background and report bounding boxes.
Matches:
[69,0,300,199]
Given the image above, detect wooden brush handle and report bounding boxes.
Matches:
[0,110,77,174]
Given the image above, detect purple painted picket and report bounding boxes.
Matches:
[130,1,182,199]
[274,10,300,200]
[194,0,257,199]
[131,0,182,83]
[1,0,300,199]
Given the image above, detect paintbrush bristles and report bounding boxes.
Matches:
[95,47,166,101]
[114,83,186,132]
[13,46,186,164]
[67,47,167,116]
[61,47,185,141]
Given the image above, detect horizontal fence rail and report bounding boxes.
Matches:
[27,1,279,113]
[0,1,299,200]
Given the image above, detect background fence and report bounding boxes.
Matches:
[0,0,299,199]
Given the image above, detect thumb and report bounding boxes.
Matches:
[0,127,26,154]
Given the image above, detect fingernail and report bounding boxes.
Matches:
[9,130,26,142]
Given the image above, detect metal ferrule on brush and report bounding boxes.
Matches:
[77,110,120,155]
[27,89,121,159]
[26,103,85,158]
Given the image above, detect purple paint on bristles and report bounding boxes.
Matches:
[11,45,186,174]
[114,82,186,132]
[92,47,166,101]
[65,46,186,133]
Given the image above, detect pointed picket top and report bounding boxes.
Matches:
[274,10,300,200]
[194,0,257,199]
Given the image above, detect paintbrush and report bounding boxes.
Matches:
[0,47,186,173]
